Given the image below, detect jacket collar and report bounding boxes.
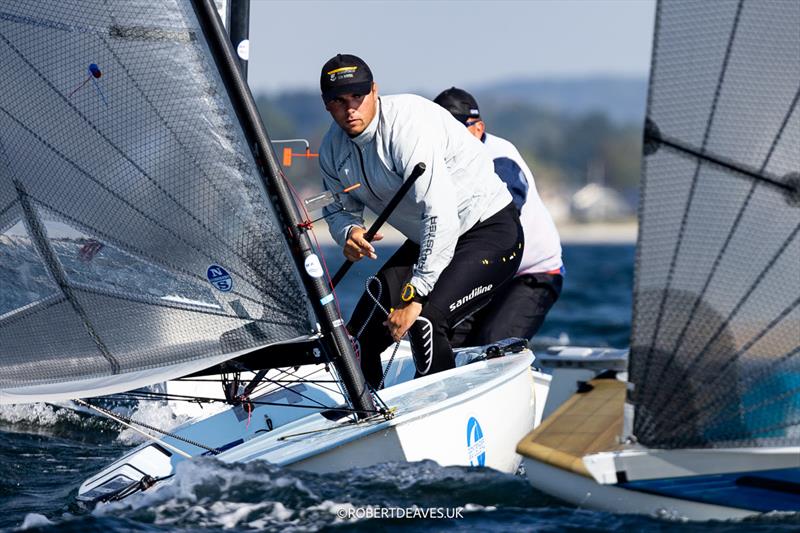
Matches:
[350,97,381,147]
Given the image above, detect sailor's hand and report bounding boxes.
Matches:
[344,226,383,262]
[383,302,422,342]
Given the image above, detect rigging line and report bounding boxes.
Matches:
[178,377,341,384]
[223,364,336,409]
[105,391,382,414]
[638,0,746,389]
[643,87,800,392]
[101,392,221,404]
[640,229,800,434]
[664,296,800,430]
[0,31,297,293]
[15,181,119,373]
[240,359,315,398]
[276,423,360,441]
[262,366,345,397]
[276,412,392,441]
[73,398,220,455]
[656,130,799,193]
[242,365,292,397]
[252,371,333,410]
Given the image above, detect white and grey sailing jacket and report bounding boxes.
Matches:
[320,94,512,297]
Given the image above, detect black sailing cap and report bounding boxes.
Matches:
[320,54,373,102]
[433,87,480,124]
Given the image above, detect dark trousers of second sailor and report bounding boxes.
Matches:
[349,203,524,388]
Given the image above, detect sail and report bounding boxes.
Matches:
[0,1,315,403]
[629,0,800,448]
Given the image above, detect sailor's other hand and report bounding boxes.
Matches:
[344,226,383,262]
[383,302,422,342]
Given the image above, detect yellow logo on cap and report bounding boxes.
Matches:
[327,66,358,75]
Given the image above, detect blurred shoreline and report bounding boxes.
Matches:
[309,219,637,247]
[555,220,637,244]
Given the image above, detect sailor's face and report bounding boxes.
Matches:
[325,83,378,136]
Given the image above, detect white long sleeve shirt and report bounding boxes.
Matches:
[483,133,563,275]
[320,94,512,296]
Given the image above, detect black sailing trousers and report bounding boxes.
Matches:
[347,203,523,388]
[449,271,563,348]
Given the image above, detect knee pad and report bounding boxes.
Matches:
[408,304,449,376]
[408,315,434,375]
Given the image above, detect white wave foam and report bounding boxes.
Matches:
[0,402,81,426]
[463,502,497,513]
[19,513,54,529]
[114,401,193,445]
[94,460,346,530]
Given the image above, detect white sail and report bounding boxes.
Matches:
[0,1,315,403]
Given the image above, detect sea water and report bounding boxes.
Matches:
[1,244,797,532]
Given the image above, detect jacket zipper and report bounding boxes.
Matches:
[356,147,382,202]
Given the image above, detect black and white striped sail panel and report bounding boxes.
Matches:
[0,1,315,403]
[629,0,800,449]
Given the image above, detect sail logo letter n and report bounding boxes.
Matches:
[207,264,233,292]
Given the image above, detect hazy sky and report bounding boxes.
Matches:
[246,0,656,96]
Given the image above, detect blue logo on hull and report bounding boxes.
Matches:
[466,417,486,467]
[207,264,233,292]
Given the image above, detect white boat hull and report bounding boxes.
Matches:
[286,356,534,474]
[522,457,756,520]
[79,350,540,503]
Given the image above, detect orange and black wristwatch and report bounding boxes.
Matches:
[400,282,427,305]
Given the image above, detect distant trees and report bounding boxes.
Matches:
[255,89,644,203]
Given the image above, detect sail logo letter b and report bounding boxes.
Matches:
[466,416,486,467]
[207,264,233,292]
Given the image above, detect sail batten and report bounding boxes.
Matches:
[630,0,800,448]
[0,1,315,402]
[649,127,798,193]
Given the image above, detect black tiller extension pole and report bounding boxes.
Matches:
[331,162,426,288]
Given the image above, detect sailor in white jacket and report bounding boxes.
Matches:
[318,55,522,387]
[434,88,564,346]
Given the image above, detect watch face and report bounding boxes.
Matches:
[401,283,415,302]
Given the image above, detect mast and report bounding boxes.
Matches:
[228,0,250,79]
[190,0,376,417]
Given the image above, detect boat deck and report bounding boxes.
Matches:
[517,377,625,477]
